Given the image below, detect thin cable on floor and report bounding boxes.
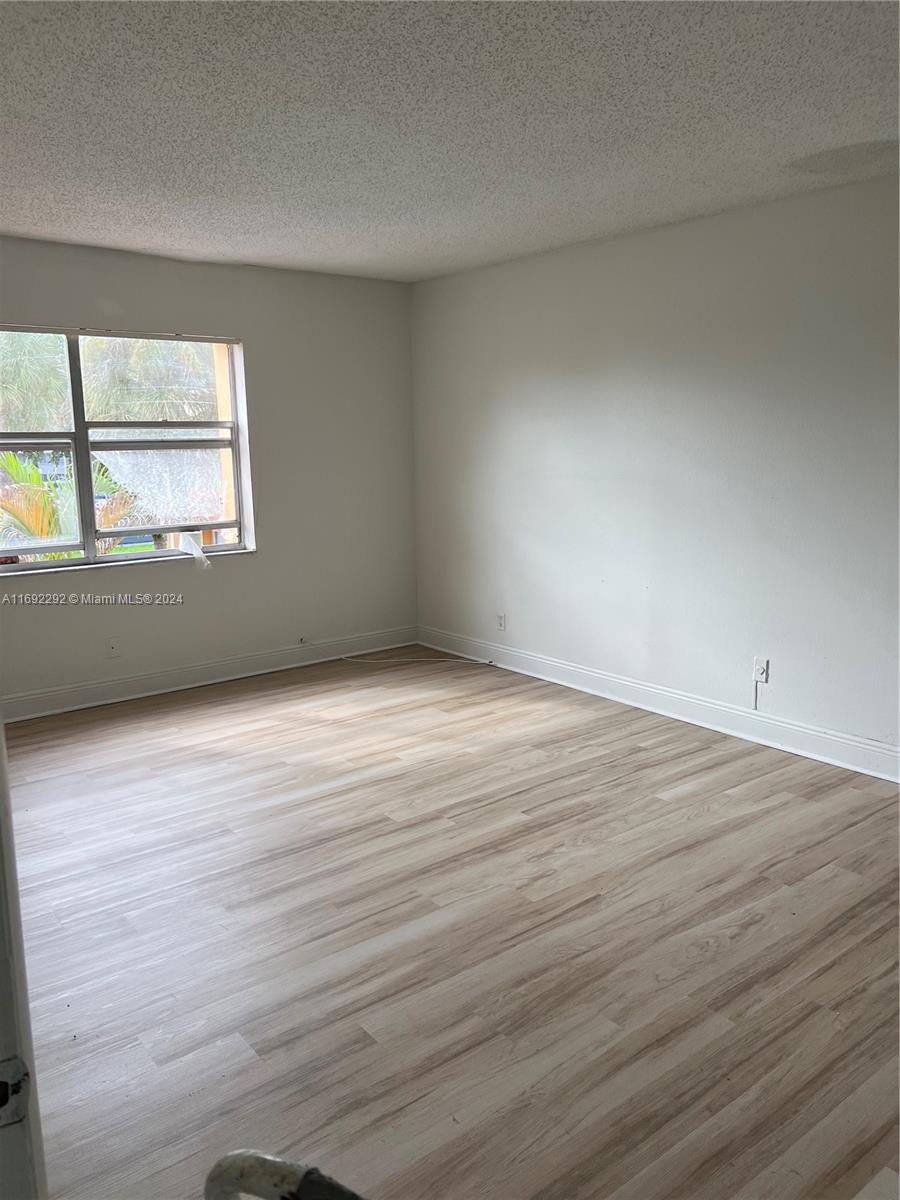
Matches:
[340,653,493,666]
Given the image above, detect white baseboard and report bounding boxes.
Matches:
[1,626,419,723]
[418,626,900,783]
[6,622,897,782]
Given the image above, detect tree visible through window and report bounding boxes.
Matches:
[0,329,250,569]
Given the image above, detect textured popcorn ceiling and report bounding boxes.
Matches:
[1,2,896,281]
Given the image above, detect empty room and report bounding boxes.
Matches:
[0,3,897,1199]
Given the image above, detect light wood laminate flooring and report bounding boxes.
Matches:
[6,647,898,1200]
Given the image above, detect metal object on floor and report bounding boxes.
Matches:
[0,1056,30,1127]
[205,1150,365,1200]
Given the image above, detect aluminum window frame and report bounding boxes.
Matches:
[0,325,254,574]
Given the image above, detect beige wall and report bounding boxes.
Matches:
[412,179,899,752]
[0,237,415,713]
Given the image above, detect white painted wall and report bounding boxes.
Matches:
[2,182,896,774]
[0,728,46,1198]
[0,237,415,714]
[412,179,899,759]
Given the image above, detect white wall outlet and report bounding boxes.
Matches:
[496,613,507,632]
[106,637,121,659]
[297,635,307,645]
[752,656,769,683]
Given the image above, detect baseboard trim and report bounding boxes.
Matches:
[418,626,899,783]
[6,623,897,782]
[2,626,419,723]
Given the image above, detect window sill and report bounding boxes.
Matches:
[0,547,256,580]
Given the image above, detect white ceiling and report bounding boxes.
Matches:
[1,2,896,282]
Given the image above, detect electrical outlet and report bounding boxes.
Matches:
[106,637,121,659]
[297,635,307,645]
[752,656,769,683]
[496,613,507,633]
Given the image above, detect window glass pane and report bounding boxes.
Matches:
[92,447,236,529]
[0,331,74,432]
[0,447,81,551]
[89,426,229,441]
[207,527,240,547]
[97,530,179,557]
[96,526,238,557]
[0,550,85,566]
[80,337,233,422]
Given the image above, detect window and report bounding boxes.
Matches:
[0,328,253,572]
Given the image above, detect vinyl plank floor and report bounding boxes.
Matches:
[6,647,898,1200]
